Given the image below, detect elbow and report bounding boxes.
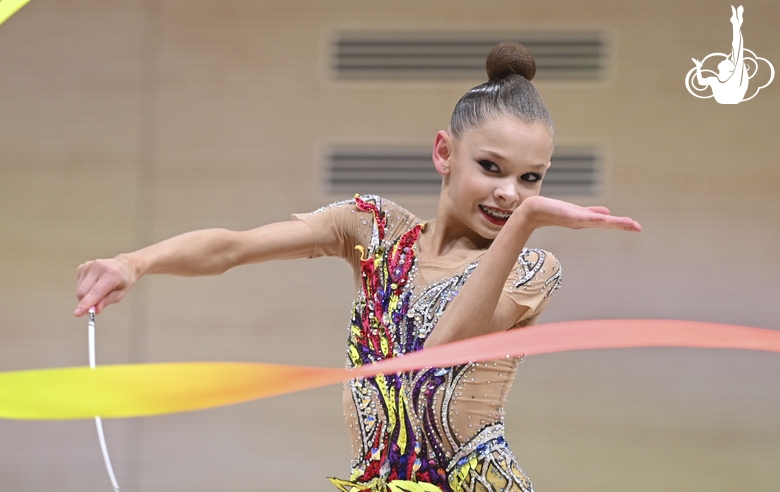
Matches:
[189,228,241,275]
[217,229,243,273]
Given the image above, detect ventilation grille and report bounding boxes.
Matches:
[540,146,601,196]
[326,146,600,196]
[328,147,441,194]
[334,32,605,80]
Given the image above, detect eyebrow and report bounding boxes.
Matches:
[484,150,549,169]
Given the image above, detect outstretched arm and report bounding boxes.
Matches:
[424,196,640,347]
[74,220,314,316]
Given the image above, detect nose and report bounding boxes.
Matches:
[493,179,520,207]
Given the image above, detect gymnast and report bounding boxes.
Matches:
[74,42,640,491]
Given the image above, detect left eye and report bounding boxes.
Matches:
[522,173,543,183]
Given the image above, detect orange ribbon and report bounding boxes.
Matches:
[1,320,778,420]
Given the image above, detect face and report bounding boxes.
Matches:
[433,115,553,240]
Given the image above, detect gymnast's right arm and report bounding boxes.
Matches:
[74,220,314,317]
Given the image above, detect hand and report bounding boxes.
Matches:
[692,58,702,68]
[75,256,138,316]
[516,195,642,232]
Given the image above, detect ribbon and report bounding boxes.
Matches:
[0,0,32,26]
[1,319,779,420]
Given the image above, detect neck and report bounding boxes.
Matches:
[421,199,493,257]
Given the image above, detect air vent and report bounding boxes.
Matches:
[326,146,600,196]
[542,146,602,196]
[328,147,441,194]
[333,32,605,80]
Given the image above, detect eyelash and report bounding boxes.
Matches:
[478,160,543,183]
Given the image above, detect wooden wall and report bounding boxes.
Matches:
[1,1,778,490]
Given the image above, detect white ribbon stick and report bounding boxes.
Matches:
[88,308,121,492]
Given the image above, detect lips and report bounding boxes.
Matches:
[479,205,512,225]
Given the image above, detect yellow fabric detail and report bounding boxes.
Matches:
[388,296,399,317]
[397,393,407,453]
[375,374,396,430]
[388,480,442,492]
[355,245,369,262]
[348,344,361,367]
[329,477,442,492]
[380,333,390,357]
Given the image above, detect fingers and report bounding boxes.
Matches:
[580,209,641,232]
[576,205,633,227]
[80,276,113,314]
[615,217,642,232]
[600,215,641,232]
[586,206,610,215]
[95,289,127,315]
[74,259,130,316]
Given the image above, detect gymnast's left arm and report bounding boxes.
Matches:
[424,196,640,347]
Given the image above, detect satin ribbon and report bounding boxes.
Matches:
[0,0,32,26]
[1,319,779,420]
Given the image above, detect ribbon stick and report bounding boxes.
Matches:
[1,319,779,420]
[0,0,32,26]
[88,309,121,492]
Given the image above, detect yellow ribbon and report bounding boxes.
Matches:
[2,320,780,420]
[0,0,32,26]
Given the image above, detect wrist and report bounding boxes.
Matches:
[114,253,143,282]
[509,202,539,235]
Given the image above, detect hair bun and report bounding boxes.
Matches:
[485,42,536,82]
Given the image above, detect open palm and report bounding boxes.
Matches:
[519,195,641,232]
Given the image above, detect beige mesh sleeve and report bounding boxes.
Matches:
[291,199,372,266]
[500,248,562,326]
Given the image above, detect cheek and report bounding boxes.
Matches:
[448,170,481,198]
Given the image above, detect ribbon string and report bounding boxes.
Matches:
[1,319,779,421]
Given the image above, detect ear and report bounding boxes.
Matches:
[432,130,453,176]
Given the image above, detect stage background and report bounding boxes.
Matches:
[1,1,778,490]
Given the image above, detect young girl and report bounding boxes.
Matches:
[74,42,640,492]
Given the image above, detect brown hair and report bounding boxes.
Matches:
[449,42,554,139]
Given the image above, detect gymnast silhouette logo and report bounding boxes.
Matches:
[685,5,774,104]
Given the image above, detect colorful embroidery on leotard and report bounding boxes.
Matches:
[330,195,542,492]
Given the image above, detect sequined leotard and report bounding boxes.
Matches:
[294,195,562,492]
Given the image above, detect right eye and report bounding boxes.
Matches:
[478,160,499,172]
